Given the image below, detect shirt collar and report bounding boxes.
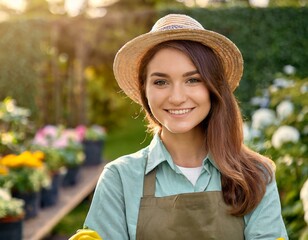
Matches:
[145,133,170,174]
[145,133,220,174]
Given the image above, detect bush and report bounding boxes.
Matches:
[162,7,308,115]
[244,66,307,239]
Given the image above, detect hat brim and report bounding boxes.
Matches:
[113,28,243,104]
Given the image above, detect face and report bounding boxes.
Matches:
[145,47,211,136]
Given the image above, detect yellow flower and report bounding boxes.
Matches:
[33,151,45,160]
[0,165,9,175]
[0,151,44,169]
[276,238,285,240]
[16,151,43,168]
[69,229,102,240]
[0,154,21,167]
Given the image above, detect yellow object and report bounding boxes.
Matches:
[69,229,102,240]
[276,238,285,240]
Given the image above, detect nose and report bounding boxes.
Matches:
[168,84,187,105]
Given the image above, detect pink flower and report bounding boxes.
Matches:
[53,137,69,149]
[75,125,87,141]
[41,125,58,138]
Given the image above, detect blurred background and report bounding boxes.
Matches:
[0,0,307,239]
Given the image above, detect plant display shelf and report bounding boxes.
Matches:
[23,164,105,240]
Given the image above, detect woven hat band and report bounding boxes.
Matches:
[151,14,204,32]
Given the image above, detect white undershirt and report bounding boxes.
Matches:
[176,165,203,186]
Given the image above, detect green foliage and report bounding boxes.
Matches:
[161,7,308,115]
[32,146,64,172]
[58,142,85,168]
[0,97,33,154]
[1,7,307,134]
[244,71,307,239]
[104,115,151,160]
[0,188,24,219]
[0,19,48,119]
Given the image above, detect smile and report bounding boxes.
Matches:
[167,108,193,115]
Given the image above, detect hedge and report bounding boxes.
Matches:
[161,7,308,115]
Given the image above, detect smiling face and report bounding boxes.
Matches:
[145,47,211,136]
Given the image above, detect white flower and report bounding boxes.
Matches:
[301,83,308,94]
[300,179,308,224]
[276,100,294,121]
[271,125,300,149]
[249,0,269,7]
[243,122,262,142]
[0,188,11,201]
[280,155,293,166]
[1,132,15,145]
[269,85,279,93]
[243,122,250,142]
[283,65,296,75]
[252,108,276,129]
[250,96,270,108]
[273,78,294,88]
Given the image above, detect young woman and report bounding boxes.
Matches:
[71,14,288,240]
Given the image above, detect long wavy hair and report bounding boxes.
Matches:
[138,40,274,216]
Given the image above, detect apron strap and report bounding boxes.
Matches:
[143,167,157,197]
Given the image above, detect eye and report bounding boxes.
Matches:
[187,78,202,84]
[153,79,167,86]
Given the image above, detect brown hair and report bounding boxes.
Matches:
[138,40,273,216]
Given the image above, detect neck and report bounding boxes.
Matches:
[160,128,207,168]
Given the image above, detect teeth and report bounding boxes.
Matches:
[168,109,191,115]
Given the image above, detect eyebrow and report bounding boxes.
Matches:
[149,70,199,78]
[183,70,199,77]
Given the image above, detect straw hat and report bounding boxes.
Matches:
[113,14,243,104]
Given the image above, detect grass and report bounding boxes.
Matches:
[103,115,151,161]
[48,115,151,237]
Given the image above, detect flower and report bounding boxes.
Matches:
[0,98,32,154]
[75,125,106,141]
[283,65,296,75]
[245,68,307,239]
[276,100,294,121]
[32,146,64,172]
[0,151,50,193]
[251,108,276,129]
[250,96,270,108]
[33,125,85,167]
[271,125,300,149]
[0,188,24,219]
[300,179,308,224]
[273,78,294,89]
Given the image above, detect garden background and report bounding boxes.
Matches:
[0,0,307,239]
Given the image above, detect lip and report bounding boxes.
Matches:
[166,108,194,115]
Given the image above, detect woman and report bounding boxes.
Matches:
[71,14,288,240]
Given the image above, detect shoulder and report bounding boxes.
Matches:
[103,146,149,177]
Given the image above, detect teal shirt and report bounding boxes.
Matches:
[84,134,288,240]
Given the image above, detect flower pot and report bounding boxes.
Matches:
[62,165,81,187]
[13,191,41,220]
[82,140,104,166]
[41,171,63,208]
[0,215,23,240]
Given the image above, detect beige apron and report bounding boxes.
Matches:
[136,168,244,240]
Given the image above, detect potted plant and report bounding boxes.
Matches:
[75,125,106,166]
[33,125,85,186]
[32,127,67,207]
[0,188,25,240]
[0,97,32,155]
[0,151,50,219]
[59,138,85,187]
